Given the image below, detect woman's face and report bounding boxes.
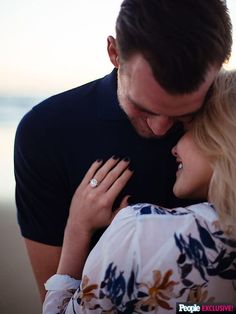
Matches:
[172,131,213,200]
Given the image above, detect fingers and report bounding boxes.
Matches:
[96,158,131,192]
[119,195,130,209]
[79,156,133,195]
[106,167,133,199]
[79,159,103,189]
[91,157,121,186]
[70,157,133,233]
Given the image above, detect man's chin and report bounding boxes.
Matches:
[134,128,157,139]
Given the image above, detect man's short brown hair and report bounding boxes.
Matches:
[116,0,232,94]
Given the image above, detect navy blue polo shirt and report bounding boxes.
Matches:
[14,69,193,246]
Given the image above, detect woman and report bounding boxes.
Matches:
[43,71,236,313]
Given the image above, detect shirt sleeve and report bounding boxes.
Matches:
[43,275,81,314]
[43,205,195,313]
[43,203,236,313]
[14,108,70,245]
[43,206,138,313]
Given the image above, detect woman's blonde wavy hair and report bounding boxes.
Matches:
[191,69,236,238]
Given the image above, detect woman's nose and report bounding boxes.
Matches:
[171,145,177,157]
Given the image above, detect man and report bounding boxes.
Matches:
[14,0,232,300]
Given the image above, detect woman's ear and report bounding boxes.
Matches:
[107,36,119,68]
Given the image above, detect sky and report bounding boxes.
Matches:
[0,0,236,97]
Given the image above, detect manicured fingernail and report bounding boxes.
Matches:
[129,164,134,171]
[123,157,130,162]
[112,155,119,160]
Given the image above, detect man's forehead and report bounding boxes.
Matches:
[126,55,219,114]
[128,76,207,116]
[126,53,219,88]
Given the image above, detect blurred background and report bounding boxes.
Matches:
[0,1,236,313]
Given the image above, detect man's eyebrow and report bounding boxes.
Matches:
[127,95,159,115]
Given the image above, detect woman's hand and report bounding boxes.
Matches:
[57,157,133,279]
[66,156,133,236]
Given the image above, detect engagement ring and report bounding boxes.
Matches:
[89,178,99,188]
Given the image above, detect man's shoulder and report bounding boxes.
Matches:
[34,70,116,115]
[17,70,117,132]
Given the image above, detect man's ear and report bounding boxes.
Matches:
[107,36,120,68]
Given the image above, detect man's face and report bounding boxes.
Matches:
[117,54,219,138]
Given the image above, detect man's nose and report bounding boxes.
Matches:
[147,116,174,136]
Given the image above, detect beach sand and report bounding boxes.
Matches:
[0,201,41,314]
[0,121,41,313]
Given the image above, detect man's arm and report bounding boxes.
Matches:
[14,108,68,301]
[24,238,62,301]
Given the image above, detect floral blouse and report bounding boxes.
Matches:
[43,203,236,313]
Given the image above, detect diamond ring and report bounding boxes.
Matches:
[89,178,99,188]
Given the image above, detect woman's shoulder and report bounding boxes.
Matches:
[108,202,220,241]
[104,202,213,241]
[116,202,216,220]
[98,202,227,255]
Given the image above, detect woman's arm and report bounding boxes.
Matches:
[57,157,132,279]
[43,157,133,313]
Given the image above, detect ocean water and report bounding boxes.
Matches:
[0,95,46,202]
[0,95,45,126]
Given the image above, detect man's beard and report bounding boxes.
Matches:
[117,91,182,139]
